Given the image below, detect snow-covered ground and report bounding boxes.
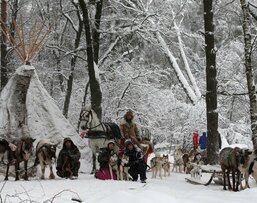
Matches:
[1,169,257,203]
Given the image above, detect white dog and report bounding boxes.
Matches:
[190,163,202,179]
[119,154,130,181]
[173,147,184,173]
[162,154,171,176]
[150,153,163,179]
[109,153,119,180]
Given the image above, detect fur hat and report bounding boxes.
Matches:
[107,140,115,147]
[124,110,134,119]
[125,139,133,148]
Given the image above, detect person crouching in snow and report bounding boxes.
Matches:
[56,138,81,179]
[95,141,118,180]
[125,139,147,183]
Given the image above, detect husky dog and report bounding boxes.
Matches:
[119,154,130,180]
[190,163,202,179]
[109,153,119,180]
[193,153,202,165]
[162,154,171,176]
[182,153,192,174]
[150,153,163,179]
[34,139,58,179]
[173,147,184,173]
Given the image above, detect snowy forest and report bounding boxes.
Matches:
[1,0,257,158]
[1,0,257,202]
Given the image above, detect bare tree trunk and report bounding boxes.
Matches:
[10,0,18,38]
[77,81,89,132]
[79,0,102,120]
[52,18,68,93]
[1,0,8,91]
[63,3,83,118]
[92,0,103,64]
[240,0,257,150]
[203,0,219,164]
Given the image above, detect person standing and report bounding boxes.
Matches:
[199,132,207,150]
[192,129,199,149]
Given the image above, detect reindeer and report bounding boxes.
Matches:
[238,149,257,189]
[5,137,35,181]
[219,147,242,191]
[0,139,17,162]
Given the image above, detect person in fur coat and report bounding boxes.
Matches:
[119,110,141,156]
[120,110,141,143]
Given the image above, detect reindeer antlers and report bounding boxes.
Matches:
[0,17,51,65]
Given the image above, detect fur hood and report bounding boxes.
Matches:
[63,137,76,149]
[120,118,136,126]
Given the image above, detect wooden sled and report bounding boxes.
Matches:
[185,170,216,186]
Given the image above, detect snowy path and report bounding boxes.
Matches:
[1,172,257,203]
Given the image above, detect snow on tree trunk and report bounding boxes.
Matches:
[138,4,199,104]
[79,0,103,120]
[174,21,202,100]
[203,0,219,164]
[155,31,198,104]
[240,0,257,151]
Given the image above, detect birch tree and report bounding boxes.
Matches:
[203,0,219,164]
[240,0,257,150]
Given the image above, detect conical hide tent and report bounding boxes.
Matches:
[0,65,81,145]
